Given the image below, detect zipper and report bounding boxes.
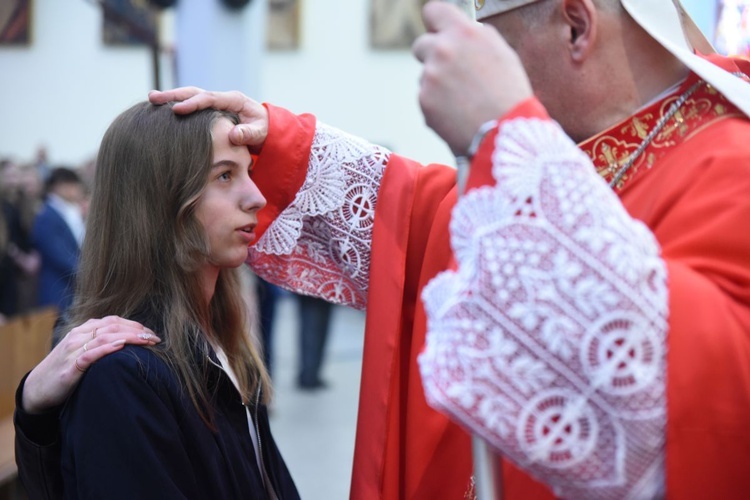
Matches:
[208,354,279,499]
[253,385,267,495]
[253,383,280,499]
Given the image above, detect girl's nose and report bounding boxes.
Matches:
[241,178,266,212]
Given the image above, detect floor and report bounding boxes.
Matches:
[266,293,365,500]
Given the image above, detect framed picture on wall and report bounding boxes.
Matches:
[370,0,427,50]
[267,0,300,51]
[0,0,31,45]
[715,0,750,57]
[102,0,158,46]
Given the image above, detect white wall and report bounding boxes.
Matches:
[0,0,153,166]
[0,0,721,168]
[0,0,453,168]
[260,0,454,165]
[175,0,265,96]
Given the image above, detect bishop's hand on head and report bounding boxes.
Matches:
[148,87,270,152]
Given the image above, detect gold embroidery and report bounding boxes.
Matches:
[629,116,649,140]
[595,139,637,180]
[580,78,744,192]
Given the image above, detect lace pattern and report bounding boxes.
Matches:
[248,122,390,310]
[419,119,668,499]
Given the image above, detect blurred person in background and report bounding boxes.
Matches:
[32,167,86,325]
[0,190,17,325]
[1,158,23,322]
[16,162,43,312]
[1,158,40,321]
[33,146,52,183]
[255,275,282,377]
[294,292,333,390]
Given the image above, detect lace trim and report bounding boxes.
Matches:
[248,122,390,309]
[419,119,668,499]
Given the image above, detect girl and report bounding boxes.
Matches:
[57,102,298,498]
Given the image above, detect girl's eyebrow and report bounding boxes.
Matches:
[210,159,239,170]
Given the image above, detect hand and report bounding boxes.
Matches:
[21,316,161,414]
[9,245,40,275]
[412,2,533,154]
[148,87,269,152]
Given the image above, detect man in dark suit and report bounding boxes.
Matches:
[32,167,86,323]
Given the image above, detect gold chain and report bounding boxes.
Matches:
[609,79,705,189]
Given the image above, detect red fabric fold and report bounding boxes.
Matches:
[252,104,316,241]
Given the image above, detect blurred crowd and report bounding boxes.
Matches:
[0,148,95,326]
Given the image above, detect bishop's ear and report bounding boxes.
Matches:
[561,0,598,62]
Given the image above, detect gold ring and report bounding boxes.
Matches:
[75,357,86,373]
[83,341,89,352]
[92,328,98,339]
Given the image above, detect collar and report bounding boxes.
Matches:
[579,59,748,192]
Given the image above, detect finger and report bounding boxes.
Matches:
[74,338,127,370]
[79,332,161,352]
[230,124,267,147]
[83,327,162,349]
[78,318,161,349]
[170,90,252,116]
[148,86,205,105]
[412,32,436,63]
[64,317,161,359]
[75,330,162,370]
[75,315,155,337]
[74,356,87,373]
[422,1,464,33]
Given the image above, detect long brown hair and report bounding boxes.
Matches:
[69,102,271,424]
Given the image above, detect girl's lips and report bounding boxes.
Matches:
[237,225,256,244]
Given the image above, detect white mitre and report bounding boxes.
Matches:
[473,0,750,117]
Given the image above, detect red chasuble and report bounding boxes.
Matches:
[251,55,750,499]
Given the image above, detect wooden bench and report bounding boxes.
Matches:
[0,307,57,496]
[0,418,15,489]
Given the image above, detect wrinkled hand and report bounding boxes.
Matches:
[148,87,269,152]
[22,316,161,414]
[412,2,532,155]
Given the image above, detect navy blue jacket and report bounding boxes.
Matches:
[59,344,299,499]
[32,202,80,313]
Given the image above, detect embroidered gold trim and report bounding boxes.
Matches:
[580,79,744,191]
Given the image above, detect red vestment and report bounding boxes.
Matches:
[249,55,750,499]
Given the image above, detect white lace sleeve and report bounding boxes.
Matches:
[418,119,669,499]
[248,123,390,310]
